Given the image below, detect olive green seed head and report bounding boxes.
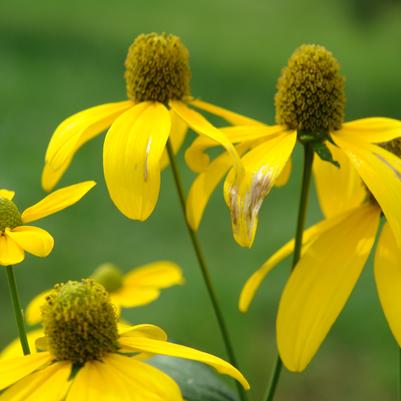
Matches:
[275,44,345,134]
[90,263,124,293]
[0,197,22,232]
[125,33,191,104]
[381,138,401,158]
[42,279,119,365]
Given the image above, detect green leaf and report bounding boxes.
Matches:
[148,355,239,401]
[312,141,340,168]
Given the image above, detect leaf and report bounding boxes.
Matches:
[312,141,340,168]
[148,355,239,401]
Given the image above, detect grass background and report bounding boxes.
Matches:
[1,0,401,399]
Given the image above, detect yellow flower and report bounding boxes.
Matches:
[239,142,401,372]
[0,280,249,400]
[185,44,401,248]
[25,261,184,326]
[0,182,95,266]
[42,33,250,221]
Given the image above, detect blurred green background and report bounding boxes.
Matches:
[1,0,401,399]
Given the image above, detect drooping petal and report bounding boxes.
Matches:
[313,141,366,218]
[277,202,380,372]
[103,102,171,220]
[188,98,263,126]
[160,109,188,169]
[21,181,96,223]
[185,125,283,173]
[119,337,250,390]
[26,289,52,325]
[6,227,54,258]
[119,324,168,341]
[0,235,24,266]
[239,208,355,312]
[333,134,401,248]
[0,361,71,401]
[224,131,297,247]
[374,223,401,346]
[0,329,44,359]
[337,118,401,143]
[0,352,53,390]
[66,354,182,401]
[169,101,243,176]
[42,101,132,191]
[0,190,15,200]
[275,159,292,187]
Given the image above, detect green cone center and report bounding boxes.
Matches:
[90,263,124,293]
[275,44,345,134]
[0,197,22,232]
[125,33,191,104]
[42,280,119,365]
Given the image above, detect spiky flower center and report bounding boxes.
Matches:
[275,44,345,134]
[42,280,119,365]
[125,33,191,104]
[0,197,22,232]
[90,263,124,293]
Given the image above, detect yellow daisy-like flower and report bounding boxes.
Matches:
[25,261,184,326]
[185,44,401,248]
[0,182,95,266]
[0,280,249,400]
[239,142,401,372]
[41,32,251,221]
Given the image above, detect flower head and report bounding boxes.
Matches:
[0,181,95,266]
[42,32,245,222]
[0,280,249,400]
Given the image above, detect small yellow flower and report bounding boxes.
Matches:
[185,44,401,248]
[0,280,249,400]
[42,33,251,221]
[0,182,95,266]
[25,261,184,326]
[239,142,401,372]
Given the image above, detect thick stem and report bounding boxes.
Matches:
[166,139,247,401]
[263,143,314,401]
[5,266,30,355]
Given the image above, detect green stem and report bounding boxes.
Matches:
[263,143,314,401]
[399,347,401,401]
[5,266,30,355]
[166,139,247,401]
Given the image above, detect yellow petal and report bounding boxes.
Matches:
[334,134,401,248]
[224,131,297,248]
[277,203,380,372]
[169,101,243,176]
[313,142,366,218]
[26,289,52,325]
[0,235,24,266]
[0,329,44,359]
[338,118,401,143]
[21,181,96,224]
[6,227,54,258]
[119,336,249,390]
[42,101,132,191]
[0,190,15,200]
[160,109,188,169]
[374,223,401,346]
[65,355,182,401]
[239,208,356,312]
[0,361,71,401]
[188,98,263,126]
[184,125,281,173]
[103,102,171,220]
[0,352,52,390]
[274,159,292,187]
[119,324,168,342]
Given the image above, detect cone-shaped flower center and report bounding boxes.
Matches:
[381,138,401,158]
[125,33,191,104]
[0,197,22,232]
[90,263,124,292]
[275,44,345,134]
[42,280,119,365]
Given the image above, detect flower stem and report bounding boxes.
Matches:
[263,143,314,401]
[166,139,247,401]
[5,266,30,355]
